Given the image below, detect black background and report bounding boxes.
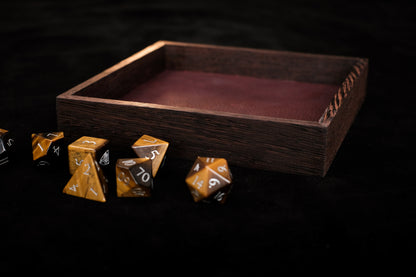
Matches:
[1,0,415,274]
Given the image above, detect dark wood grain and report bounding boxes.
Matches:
[164,41,359,84]
[56,41,368,176]
[319,58,368,124]
[323,59,368,174]
[57,96,326,175]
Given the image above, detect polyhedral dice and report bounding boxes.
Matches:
[185,157,233,203]
[116,158,153,197]
[68,136,110,175]
[0,128,15,166]
[62,153,108,202]
[131,135,169,177]
[31,132,65,167]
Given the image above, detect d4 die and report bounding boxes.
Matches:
[68,136,110,175]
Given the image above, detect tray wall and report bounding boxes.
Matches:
[57,97,327,175]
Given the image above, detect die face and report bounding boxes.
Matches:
[0,142,8,166]
[0,129,15,166]
[97,148,110,168]
[68,136,109,175]
[204,158,232,188]
[116,166,151,197]
[129,160,153,188]
[205,184,233,204]
[31,132,65,167]
[0,134,8,166]
[63,154,107,202]
[38,132,64,141]
[186,164,211,202]
[132,135,169,177]
[186,157,232,203]
[69,136,108,151]
[116,158,153,197]
[116,166,134,196]
[0,129,15,152]
[68,148,93,175]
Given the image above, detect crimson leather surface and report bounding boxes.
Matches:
[120,70,339,121]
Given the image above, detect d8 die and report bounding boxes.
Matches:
[131,135,169,177]
[0,128,15,166]
[185,157,233,203]
[31,132,65,167]
[68,136,110,175]
[116,158,153,197]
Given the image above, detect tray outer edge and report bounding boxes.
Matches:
[56,96,327,176]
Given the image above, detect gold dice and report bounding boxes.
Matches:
[63,153,108,202]
[185,157,233,203]
[68,136,110,175]
[131,135,169,177]
[60,134,235,204]
[116,158,153,197]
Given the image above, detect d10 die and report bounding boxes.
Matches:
[131,135,169,177]
[0,128,15,166]
[185,157,233,203]
[116,158,153,197]
[31,132,64,167]
[62,153,108,202]
[68,136,110,175]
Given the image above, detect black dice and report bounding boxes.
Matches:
[0,128,15,166]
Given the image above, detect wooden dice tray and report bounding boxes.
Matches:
[57,41,368,176]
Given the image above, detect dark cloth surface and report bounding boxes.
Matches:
[1,0,415,274]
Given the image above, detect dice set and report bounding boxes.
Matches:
[1,128,234,204]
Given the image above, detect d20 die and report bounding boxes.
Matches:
[62,153,108,202]
[131,135,168,177]
[116,158,153,197]
[68,136,110,175]
[0,128,15,166]
[185,157,233,203]
[31,132,65,167]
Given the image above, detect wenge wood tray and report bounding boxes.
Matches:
[56,41,368,176]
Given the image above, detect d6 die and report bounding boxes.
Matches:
[68,136,110,175]
[185,157,233,203]
[31,132,64,167]
[0,128,15,166]
[116,158,153,197]
[131,135,169,177]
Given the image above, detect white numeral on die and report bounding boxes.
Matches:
[208,178,220,188]
[136,166,150,183]
[192,175,204,189]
